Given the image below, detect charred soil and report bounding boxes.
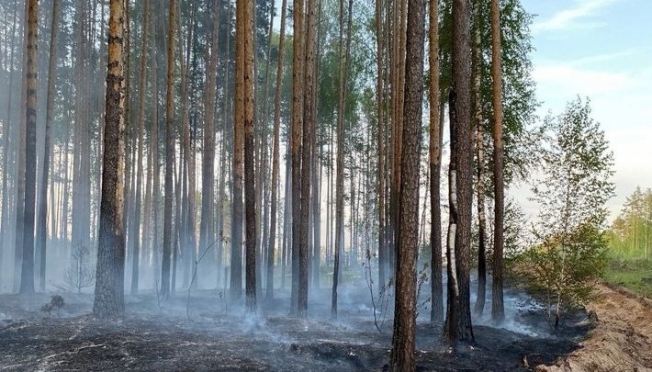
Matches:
[0,285,636,371]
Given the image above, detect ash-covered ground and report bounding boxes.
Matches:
[0,281,591,372]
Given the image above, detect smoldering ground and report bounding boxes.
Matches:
[0,272,590,372]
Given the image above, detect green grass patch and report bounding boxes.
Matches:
[604,258,652,298]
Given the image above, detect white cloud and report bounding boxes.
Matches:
[532,0,620,33]
[533,63,634,96]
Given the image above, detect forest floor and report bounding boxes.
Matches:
[0,283,649,371]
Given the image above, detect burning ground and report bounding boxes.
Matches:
[0,284,647,371]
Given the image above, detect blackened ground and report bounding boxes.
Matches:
[0,286,588,372]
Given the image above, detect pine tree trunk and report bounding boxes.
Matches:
[291,0,305,315]
[298,0,317,317]
[472,0,487,316]
[131,0,150,295]
[0,0,19,288]
[201,0,219,289]
[93,0,126,318]
[266,0,288,301]
[388,0,426,369]
[491,0,506,324]
[445,0,474,345]
[13,0,29,293]
[35,0,60,293]
[160,0,177,297]
[240,0,257,314]
[231,0,246,302]
[429,72,444,328]
[332,0,351,318]
[18,0,39,295]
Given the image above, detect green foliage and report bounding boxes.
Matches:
[522,225,608,326]
[605,259,652,298]
[439,0,540,185]
[608,187,652,260]
[521,98,614,331]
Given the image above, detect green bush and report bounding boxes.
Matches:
[519,224,608,331]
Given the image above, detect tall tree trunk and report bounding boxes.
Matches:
[388,0,425,369]
[1,0,20,290]
[491,0,505,324]
[429,0,443,324]
[281,151,291,291]
[72,0,92,264]
[35,0,60,293]
[231,0,246,302]
[291,0,305,315]
[298,0,317,317]
[240,0,257,314]
[178,0,197,290]
[445,0,474,345]
[201,0,219,287]
[93,0,125,318]
[331,0,353,318]
[161,0,177,297]
[375,0,387,293]
[131,0,150,295]
[19,0,39,295]
[267,0,288,301]
[472,0,487,316]
[13,0,29,293]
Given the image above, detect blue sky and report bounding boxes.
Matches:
[516,0,652,219]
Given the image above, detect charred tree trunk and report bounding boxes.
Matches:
[428,0,444,324]
[93,0,126,318]
[445,0,474,345]
[388,0,426,369]
[240,0,257,314]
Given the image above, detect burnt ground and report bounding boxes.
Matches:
[0,284,596,372]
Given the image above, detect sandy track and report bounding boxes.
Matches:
[537,284,652,372]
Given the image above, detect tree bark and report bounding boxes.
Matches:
[332,0,352,319]
[240,0,257,314]
[472,0,487,316]
[266,0,288,301]
[491,0,505,324]
[388,0,426,369]
[429,0,444,324]
[445,0,474,345]
[231,0,246,302]
[201,0,219,288]
[131,0,150,295]
[161,0,177,297]
[19,0,39,295]
[93,0,126,318]
[34,0,59,293]
[298,0,317,318]
[291,0,305,315]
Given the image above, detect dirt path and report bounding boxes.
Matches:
[537,284,652,372]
